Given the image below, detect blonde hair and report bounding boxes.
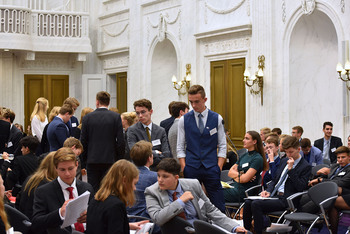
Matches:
[78,107,94,129]
[30,97,49,122]
[95,160,139,207]
[121,112,137,128]
[24,152,57,195]
[48,106,61,122]
[0,175,10,230]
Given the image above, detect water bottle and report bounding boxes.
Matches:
[0,154,14,160]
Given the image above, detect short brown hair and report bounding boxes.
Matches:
[168,101,177,115]
[334,146,350,156]
[292,126,303,135]
[130,140,153,167]
[266,136,279,147]
[63,97,80,108]
[272,128,282,135]
[53,147,77,168]
[171,102,189,118]
[157,158,181,175]
[188,85,206,98]
[260,127,271,135]
[133,99,152,111]
[96,91,110,106]
[63,137,83,151]
[2,108,15,123]
[59,104,73,115]
[282,136,300,150]
[300,138,311,148]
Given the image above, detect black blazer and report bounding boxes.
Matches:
[80,108,125,166]
[321,163,350,189]
[32,179,94,234]
[0,120,10,153]
[314,136,343,163]
[86,195,129,234]
[6,125,22,155]
[267,157,311,206]
[159,116,175,136]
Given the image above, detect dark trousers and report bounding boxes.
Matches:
[87,164,112,192]
[243,198,287,234]
[184,164,225,212]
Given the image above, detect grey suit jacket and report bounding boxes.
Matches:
[127,122,170,168]
[145,178,239,231]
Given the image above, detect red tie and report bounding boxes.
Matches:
[172,192,187,220]
[66,187,85,232]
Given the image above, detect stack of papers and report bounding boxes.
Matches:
[221,181,234,188]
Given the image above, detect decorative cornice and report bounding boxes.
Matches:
[97,47,129,57]
[195,24,252,40]
[204,0,245,24]
[204,37,251,55]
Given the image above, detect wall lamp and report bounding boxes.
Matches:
[336,61,350,90]
[172,64,191,95]
[244,55,265,105]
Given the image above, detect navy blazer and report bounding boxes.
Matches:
[267,157,311,206]
[127,122,170,170]
[0,120,10,153]
[314,136,342,163]
[32,179,94,234]
[67,116,79,137]
[263,156,281,187]
[47,116,70,151]
[160,116,175,136]
[127,166,157,218]
[6,125,22,155]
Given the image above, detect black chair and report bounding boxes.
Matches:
[311,164,330,177]
[160,216,195,234]
[237,148,247,157]
[5,204,31,234]
[220,170,233,183]
[283,181,338,234]
[193,220,227,234]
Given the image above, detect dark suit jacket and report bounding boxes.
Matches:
[80,108,125,166]
[127,122,170,170]
[321,163,350,189]
[67,116,79,137]
[4,153,39,189]
[86,195,129,234]
[267,157,311,206]
[0,120,10,153]
[32,179,94,234]
[47,117,70,151]
[6,125,22,155]
[314,136,343,163]
[160,116,175,136]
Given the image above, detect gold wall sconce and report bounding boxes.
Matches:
[244,55,265,105]
[172,64,191,95]
[336,61,350,90]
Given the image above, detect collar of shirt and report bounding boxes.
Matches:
[193,107,208,118]
[144,166,150,170]
[292,156,302,169]
[98,107,108,109]
[57,116,64,122]
[324,137,331,144]
[58,177,78,200]
[273,155,279,161]
[167,182,182,199]
[141,122,153,132]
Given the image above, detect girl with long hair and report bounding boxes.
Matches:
[0,175,10,232]
[17,152,57,219]
[30,97,49,142]
[87,160,148,234]
[223,130,268,203]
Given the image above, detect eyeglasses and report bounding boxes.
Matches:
[136,110,148,116]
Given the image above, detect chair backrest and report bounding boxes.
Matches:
[308,181,338,209]
[237,148,247,158]
[160,216,193,234]
[220,170,232,182]
[4,204,31,234]
[193,220,227,234]
[311,164,330,176]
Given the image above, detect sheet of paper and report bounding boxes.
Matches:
[245,196,278,200]
[61,191,90,228]
[136,222,154,234]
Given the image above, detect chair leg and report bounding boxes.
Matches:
[233,203,245,219]
[306,217,320,234]
[276,210,288,224]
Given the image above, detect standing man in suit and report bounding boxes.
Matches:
[0,107,10,154]
[300,138,323,166]
[2,108,22,155]
[160,101,176,136]
[145,158,248,233]
[47,105,74,151]
[177,85,226,212]
[127,140,157,219]
[243,136,311,234]
[63,97,80,137]
[80,91,125,191]
[314,121,342,163]
[32,147,94,234]
[127,99,170,170]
